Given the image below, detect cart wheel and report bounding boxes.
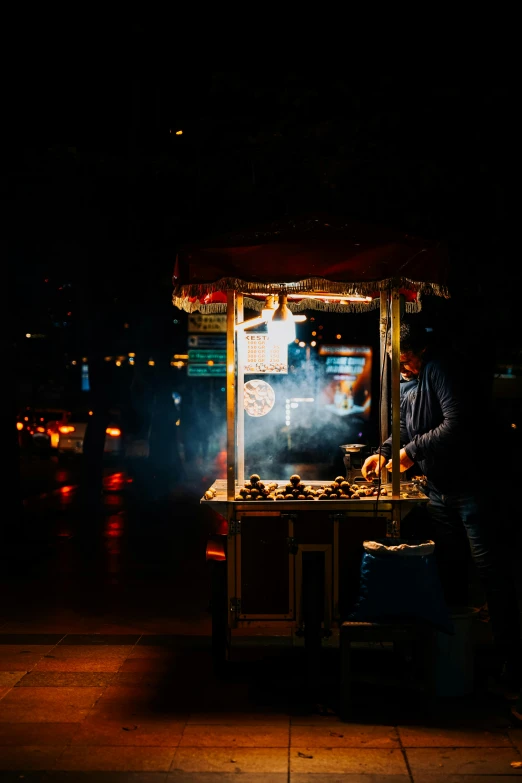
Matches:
[210,559,229,675]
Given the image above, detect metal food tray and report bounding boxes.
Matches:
[201,479,428,505]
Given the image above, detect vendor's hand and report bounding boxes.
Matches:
[385,448,414,473]
[361,453,387,479]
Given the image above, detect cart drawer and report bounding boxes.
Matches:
[236,513,293,618]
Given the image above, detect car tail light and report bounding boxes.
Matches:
[16,422,24,431]
[106,427,121,438]
[59,425,75,434]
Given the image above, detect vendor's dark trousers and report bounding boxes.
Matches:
[426,485,521,670]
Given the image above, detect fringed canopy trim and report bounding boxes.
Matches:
[172,275,449,314]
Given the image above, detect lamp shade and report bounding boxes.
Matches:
[267,293,296,344]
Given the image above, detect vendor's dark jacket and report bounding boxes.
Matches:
[378,347,483,493]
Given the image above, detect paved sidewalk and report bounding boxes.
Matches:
[1,468,521,780]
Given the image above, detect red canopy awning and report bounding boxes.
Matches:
[173,215,450,313]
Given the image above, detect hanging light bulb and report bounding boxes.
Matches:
[261,294,277,322]
[268,292,296,344]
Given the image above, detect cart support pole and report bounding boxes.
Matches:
[236,294,245,484]
[226,290,236,501]
[380,291,390,484]
[391,288,401,505]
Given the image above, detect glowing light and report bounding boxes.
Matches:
[267,293,296,344]
[312,331,317,336]
[25,333,31,338]
[175,129,183,135]
[116,360,122,366]
[89,410,93,416]
[206,541,226,561]
[311,341,317,347]
[16,422,23,431]
[104,356,112,361]
[207,360,214,366]
[299,341,306,347]
[336,334,342,340]
[71,360,77,365]
[176,419,181,426]
[174,354,189,359]
[148,360,155,366]
[106,427,121,438]
[129,358,135,364]
[59,425,75,434]
[82,357,87,362]
[36,426,45,433]
[128,352,135,357]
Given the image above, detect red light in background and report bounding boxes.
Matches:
[214,449,227,479]
[104,472,125,491]
[206,540,226,561]
[105,516,124,538]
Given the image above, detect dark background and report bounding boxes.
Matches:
[8,69,522,493]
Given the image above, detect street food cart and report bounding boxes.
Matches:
[173,216,449,665]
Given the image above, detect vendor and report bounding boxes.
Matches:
[361,319,521,696]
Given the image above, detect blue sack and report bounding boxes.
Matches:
[347,539,454,635]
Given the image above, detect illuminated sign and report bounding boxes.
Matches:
[81,363,90,392]
[187,335,226,348]
[188,349,226,362]
[187,364,227,377]
[318,345,372,418]
[244,333,288,374]
[188,314,227,333]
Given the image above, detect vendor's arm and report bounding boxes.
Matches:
[403,359,465,466]
[362,381,411,477]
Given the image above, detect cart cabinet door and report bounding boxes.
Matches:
[236,512,293,619]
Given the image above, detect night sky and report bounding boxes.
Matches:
[9,70,522,400]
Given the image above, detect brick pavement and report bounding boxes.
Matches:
[0,467,520,780]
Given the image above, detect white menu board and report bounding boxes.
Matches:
[244,334,288,374]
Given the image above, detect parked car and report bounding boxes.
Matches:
[57,409,124,458]
[17,408,68,452]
